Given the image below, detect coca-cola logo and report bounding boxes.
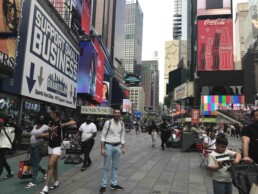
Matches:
[204,19,226,26]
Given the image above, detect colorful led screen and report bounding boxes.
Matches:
[201,95,245,115]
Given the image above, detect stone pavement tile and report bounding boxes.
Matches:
[152,184,171,194]
[171,179,189,191]
[136,177,158,189]
[70,188,94,194]
[169,189,188,194]
[156,172,175,185]
[129,171,148,181]
[189,182,207,192]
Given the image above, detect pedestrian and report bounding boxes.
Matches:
[25,115,48,189]
[6,116,21,154]
[38,111,62,194]
[135,120,140,135]
[148,120,159,147]
[99,108,125,194]
[208,134,241,194]
[159,119,170,151]
[73,115,97,171]
[0,117,15,179]
[241,109,258,163]
[203,130,216,152]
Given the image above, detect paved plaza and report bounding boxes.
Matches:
[0,132,241,194]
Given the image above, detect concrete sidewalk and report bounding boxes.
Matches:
[0,132,241,194]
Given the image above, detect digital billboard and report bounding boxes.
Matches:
[101,81,109,107]
[71,0,82,35]
[0,0,21,33]
[81,0,91,36]
[78,41,97,97]
[198,19,234,71]
[122,99,132,113]
[92,37,105,104]
[201,95,245,115]
[125,74,141,86]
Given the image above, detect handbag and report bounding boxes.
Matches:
[250,183,258,194]
[18,155,32,179]
[39,142,49,157]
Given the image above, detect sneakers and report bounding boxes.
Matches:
[110,184,124,190]
[43,173,47,180]
[4,172,13,179]
[81,166,86,171]
[49,184,59,190]
[99,187,106,194]
[39,191,48,194]
[25,182,36,189]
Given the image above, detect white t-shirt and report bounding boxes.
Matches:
[203,136,216,150]
[0,127,15,149]
[208,149,236,182]
[30,124,49,145]
[79,122,97,142]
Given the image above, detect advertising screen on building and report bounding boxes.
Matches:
[92,38,105,104]
[0,0,21,33]
[125,74,141,86]
[71,0,82,35]
[198,19,234,71]
[201,95,245,115]
[122,99,132,113]
[19,0,80,108]
[81,0,91,36]
[78,41,98,97]
[101,81,109,107]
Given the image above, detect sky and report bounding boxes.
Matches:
[138,0,247,103]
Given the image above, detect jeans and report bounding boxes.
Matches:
[0,148,12,176]
[101,144,121,187]
[30,145,46,184]
[213,180,232,194]
[81,139,95,166]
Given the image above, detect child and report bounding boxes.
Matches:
[208,134,241,194]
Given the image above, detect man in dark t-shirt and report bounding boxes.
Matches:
[241,109,258,164]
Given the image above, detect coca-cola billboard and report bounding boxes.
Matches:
[198,18,234,71]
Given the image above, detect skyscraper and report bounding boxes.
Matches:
[124,0,143,73]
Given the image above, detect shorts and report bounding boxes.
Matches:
[48,146,62,156]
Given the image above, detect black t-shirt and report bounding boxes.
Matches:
[241,124,258,163]
[48,120,62,148]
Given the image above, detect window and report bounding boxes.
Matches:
[206,0,222,9]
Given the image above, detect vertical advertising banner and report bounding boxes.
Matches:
[198,19,234,71]
[122,99,132,113]
[81,0,92,36]
[101,81,109,107]
[71,0,82,34]
[0,0,21,33]
[20,1,80,108]
[78,41,97,96]
[191,109,200,124]
[93,38,105,103]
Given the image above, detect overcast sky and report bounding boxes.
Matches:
[138,0,248,103]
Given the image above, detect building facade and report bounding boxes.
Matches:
[123,0,143,73]
[141,60,159,112]
[129,86,145,113]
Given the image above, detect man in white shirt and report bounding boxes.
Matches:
[203,130,216,153]
[74,116,97,171]
[99,109,125,194]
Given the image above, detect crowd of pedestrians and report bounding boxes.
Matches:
[0,107,258,194]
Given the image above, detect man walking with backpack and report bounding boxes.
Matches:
[99,108,125,194]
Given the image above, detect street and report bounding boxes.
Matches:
[1,132,242,194]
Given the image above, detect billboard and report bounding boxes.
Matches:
[0,0,21,33]
[191,109,200,124]
[81,0,92,36]
[101,81,109,107]
[122,99,132,113]
[71,0,82,35]
[201,95,245,115]
[198,19,234,71]
[125,74,141,86]
[18,0,80,108]
[78,41,97,97]
[92,38,105,103]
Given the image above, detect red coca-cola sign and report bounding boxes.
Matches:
[197,19,234,71]
[204,18,226,26]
